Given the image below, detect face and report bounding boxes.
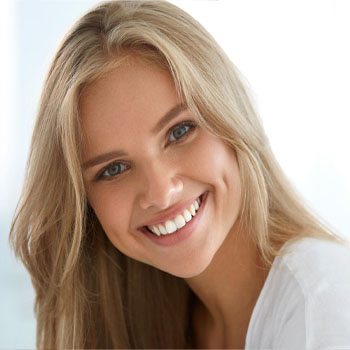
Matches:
[80,55,242,278]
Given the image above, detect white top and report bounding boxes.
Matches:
[245,237,350,350]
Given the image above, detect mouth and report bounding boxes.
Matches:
[139,191,208,247]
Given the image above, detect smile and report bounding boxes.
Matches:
[139,192,208,247]
[146,196,202,236]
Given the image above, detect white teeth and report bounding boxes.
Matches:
[183,209,192,222]
[190,204,196,216]
[165,220,177,234]
[159,224,167,235]
[146,196,203,236]
[174,215,186,229]
[153,225,161,236]
[194,200,199,210]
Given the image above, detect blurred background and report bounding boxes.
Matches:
[1,0,349,348]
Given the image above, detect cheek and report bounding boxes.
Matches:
[87,186,132,238]
[189,132,242,221]
[185,131,240,189]
[87,186,144,259]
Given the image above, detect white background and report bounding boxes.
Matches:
[1,0,349,347]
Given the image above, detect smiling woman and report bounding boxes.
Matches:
[80,56,243,275]
[9,1,350,349]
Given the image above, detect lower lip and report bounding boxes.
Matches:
[139,191,208,247]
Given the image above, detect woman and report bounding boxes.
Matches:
[10,1,350,348]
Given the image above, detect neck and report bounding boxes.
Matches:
[185,226,270,348]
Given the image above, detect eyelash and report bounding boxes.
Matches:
[95,120,197,181]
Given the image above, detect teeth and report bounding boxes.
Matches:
[153,225,161,236]
[147,196,203,236]
[189,204,196,216]
[159,224,167,235]
[183,209,192,222]
[194,200,199,210]
[174,214,186,229]
[165,220,177,234]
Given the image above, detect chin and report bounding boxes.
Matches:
[160,250,216,279]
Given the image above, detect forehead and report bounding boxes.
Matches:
[79,56,181,158]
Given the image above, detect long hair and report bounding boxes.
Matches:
[10,1,348,348]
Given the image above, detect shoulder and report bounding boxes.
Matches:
[245,237,350,350]
[281,237,350,288]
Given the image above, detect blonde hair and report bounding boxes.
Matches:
[10,1,348,348]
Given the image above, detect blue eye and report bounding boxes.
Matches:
[95,121,196,182]
[168,121,196,143]
[97,162,128,180]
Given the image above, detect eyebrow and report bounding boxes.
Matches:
[151,103,187,134]
[82,103,188,171]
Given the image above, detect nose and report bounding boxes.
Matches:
[138,160,183,210]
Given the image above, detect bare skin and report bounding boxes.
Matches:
[188,221,270,349]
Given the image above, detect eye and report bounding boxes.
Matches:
[96,161,129,181]
[168,121,197,144]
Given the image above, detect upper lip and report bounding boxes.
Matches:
[138,194,202,228]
